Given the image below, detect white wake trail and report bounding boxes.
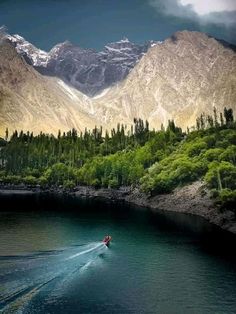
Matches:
[67,243,106,260]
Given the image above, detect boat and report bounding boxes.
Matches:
[102,235,112,246]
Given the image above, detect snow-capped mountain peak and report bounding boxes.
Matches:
[118,37,130,43]
[7,33,156,96]
[6,34,50,67]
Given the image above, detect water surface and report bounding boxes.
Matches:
[0,194,236,313]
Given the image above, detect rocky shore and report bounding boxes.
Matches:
[1,181,236,234]
[74,181,236,234]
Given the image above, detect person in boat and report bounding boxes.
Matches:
[103,235,111,242]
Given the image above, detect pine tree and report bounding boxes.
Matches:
[224,107,234,125]
[5,128,8,141]
[213,107,219,128]
[200,113,205,129]
[220,112,224,126]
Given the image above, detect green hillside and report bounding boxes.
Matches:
[0,108,235,211]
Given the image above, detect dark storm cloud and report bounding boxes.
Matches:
[149,0,197,19]
[148,0,236,44]
[148,0,236,26]
[0,0,235,49]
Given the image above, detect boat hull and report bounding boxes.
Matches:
[102,236,112,246]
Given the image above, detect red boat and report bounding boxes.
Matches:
[102,235,112,246]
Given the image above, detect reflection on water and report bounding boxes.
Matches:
[0,242,107,312]
[0,193,236,314]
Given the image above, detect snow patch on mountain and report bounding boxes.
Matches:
[7,34,50,67]
[7,33,156,96]
[117,37,130,43]
[57,79,79,100]
[92,87,111,99]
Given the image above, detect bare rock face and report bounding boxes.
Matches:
[1,30,236,135]
[75,181,236,234]
[0,41,98,136]
[7,35,152,96]
[91,31,236,130]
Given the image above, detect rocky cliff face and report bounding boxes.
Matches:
[90,31,236,129]
[1,31,236,135]
[73,181,236,234]
[7,34,153,96]
[0,41,98,136]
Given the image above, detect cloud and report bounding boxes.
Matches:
[180,0,236,15]
[202,10,236,27]
[149,0,236,26]
[149,0,197,18]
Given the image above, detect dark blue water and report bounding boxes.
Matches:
[0,194,236,313]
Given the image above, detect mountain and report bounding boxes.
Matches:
[0,40,98,136]
[1,30,236,136]
[89,31,236,129]
[7,34,154,96]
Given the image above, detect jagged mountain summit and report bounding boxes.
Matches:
[1,30,235,136]
[7,34,155,96]
[90,31,236,129]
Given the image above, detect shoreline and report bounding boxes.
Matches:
[0,181,236,234]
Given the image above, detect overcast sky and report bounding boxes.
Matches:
[180,0,236,15]
[0,0,235,50]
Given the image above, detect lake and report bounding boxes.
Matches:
[0,193,236,313]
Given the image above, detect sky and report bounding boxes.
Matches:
[0,0,235,51]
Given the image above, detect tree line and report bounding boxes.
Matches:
[0,107,235,211]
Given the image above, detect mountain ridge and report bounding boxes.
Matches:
[88,30,236,130]
[7,33,155,96]
[0,40,99,136]
[0,30,236,136]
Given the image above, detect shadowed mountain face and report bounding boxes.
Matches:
[7,35,154,96]
[0,31,236,136]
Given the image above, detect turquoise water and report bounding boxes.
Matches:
[0,194,236,313]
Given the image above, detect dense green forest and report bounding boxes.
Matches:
[0,108,236,210]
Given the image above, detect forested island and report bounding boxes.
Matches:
[0,107,236,222]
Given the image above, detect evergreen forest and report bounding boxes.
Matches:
[0,107,235,211]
